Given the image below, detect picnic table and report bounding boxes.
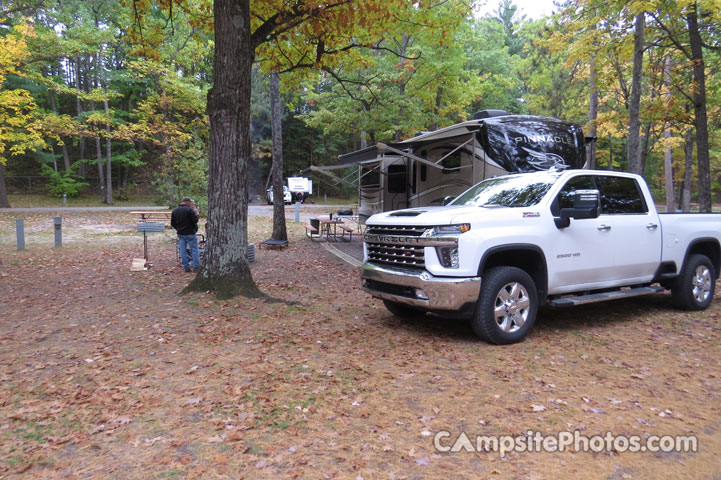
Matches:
[131,210,172,222]
[306,215,353,242]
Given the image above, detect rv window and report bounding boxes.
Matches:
[361,167,380,187]
[388,164,407,194]
[412,163,417,194]
[441,151,462,174]
[420,152,428,182]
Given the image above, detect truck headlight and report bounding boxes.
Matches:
[433,223,470,235]
[436,246,459,268]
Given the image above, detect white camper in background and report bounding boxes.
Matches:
[327,110,590,220]
[287,176,313,203]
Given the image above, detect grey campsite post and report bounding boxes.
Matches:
[16,219,24,250]
[53,217,62,247]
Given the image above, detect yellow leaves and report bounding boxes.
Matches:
[0,89,46,160]
[659,134,684,152]
[0,21,35,83]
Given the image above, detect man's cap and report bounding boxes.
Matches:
[182,196,193,203]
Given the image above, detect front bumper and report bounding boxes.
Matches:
[361,262,482,311]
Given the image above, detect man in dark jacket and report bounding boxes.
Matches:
[171,197,200,272]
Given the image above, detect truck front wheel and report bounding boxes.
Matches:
[672,254,716,310]
[383,300,424,318]
[472,266,538,344]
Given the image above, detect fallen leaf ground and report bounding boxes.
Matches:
[1,211,720,479]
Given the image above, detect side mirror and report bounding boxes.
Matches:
[554,189,600,229]
[442,195,455,206]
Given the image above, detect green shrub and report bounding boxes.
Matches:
[40,164,89,198]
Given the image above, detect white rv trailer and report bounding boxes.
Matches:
[317,111,589,219]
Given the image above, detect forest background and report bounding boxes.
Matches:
[0,0,719,213]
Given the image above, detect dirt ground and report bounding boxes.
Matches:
[1,211,720,479]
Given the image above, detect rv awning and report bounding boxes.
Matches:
[338,129,481,167]
[338,145,383,165]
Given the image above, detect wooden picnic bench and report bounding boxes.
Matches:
[337,223,353,241]
[305,218,322,240]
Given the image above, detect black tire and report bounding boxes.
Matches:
[671,254,716,310]
[383,300,424,318]
[472,266,538,344]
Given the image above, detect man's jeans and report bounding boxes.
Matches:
[179,234,200,269]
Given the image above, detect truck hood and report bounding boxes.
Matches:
[367,205,516,226]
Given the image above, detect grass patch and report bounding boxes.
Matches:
[155,469,185,479]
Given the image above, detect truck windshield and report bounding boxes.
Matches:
[451,173,560,207]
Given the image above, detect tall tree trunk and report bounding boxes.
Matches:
[429,87,443,131]
[681,129,694,212]
[91,53,106,203]
[96,134,106,202]
[94,101,106,202]
[687,5,712,212]
[663,128,675,212]
[608,134,613,171]
[627,13,644,174]
[663,58,676,213]
[0,163,10,208]
[96,36,113,204]
[270,71,287,242]
[186,0,261,298]
[51,145,58,172]
[48,88,71,171]
[394,34,410,142]
[75,57,86,178]
[587,54,599,169]
[105,127,112,204]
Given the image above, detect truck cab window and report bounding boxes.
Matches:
[596,176,647,214]
[551,175,596,216]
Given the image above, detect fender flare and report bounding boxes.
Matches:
[477,243,549,299]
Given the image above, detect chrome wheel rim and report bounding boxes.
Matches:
[494,282,530,333]
[692,265,712,303]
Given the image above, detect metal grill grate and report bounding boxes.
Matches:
[365,224,429,268]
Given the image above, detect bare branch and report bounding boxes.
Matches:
[647,11,691,59]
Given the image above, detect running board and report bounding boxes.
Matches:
[549,286,666,307]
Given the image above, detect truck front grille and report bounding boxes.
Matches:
[365,225,429,268]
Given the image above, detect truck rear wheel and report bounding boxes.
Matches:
[383,300,424,318]
[672,254,716,310]
[472,266,537,344]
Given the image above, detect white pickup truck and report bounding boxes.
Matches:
[361,169,721,344]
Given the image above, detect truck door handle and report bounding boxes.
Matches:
[646,223,658,230]
[597,224,611,232]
